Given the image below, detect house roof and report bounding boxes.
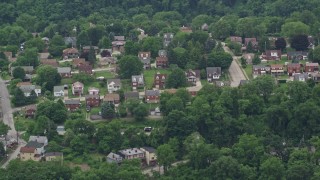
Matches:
[141,147,156,153]
[265,50,281,56]
[26,141,44,148]
[186,86,202,92]
[107,79,121,86]
[158,50,167,57]
[156,57,168,62]
[40,60,59,67]
[253,65,266,69]
[88,87,99,92]
[154,73,167,80]
[54,86,64,92]
[138,51,151,58]
[140,58,150,64]
[25,104,37,111]
[165,89,177,94]
[63,48,79,54]
[186,69,200,78]
[244,38,258,46]
[230,36,242,43]
[114,36,125,41]
[306,62,319,66]
[119,148,143,156]
[16,82,32,87]
[45,152,63,157]
[64,37,77,45]
[57,67,71,73]
[104,93,120,101]
[79,64,93,72]
[294,73,309,80]
[145,90,160,96]
[64,99,81,105]
[287,51,308,56]
[11,66,34,73]
[287,63,301,68]
[57,126,65,132]
[20,146,36,153]
[132,75,144,82]
[83,46,99,50]
[107,152,123,161]
[85,94,100,99]
[124,91,139,99]
[19,85,37,93]
[72,58,88,66]
[206,67,221,75]
[29,136,48,144]
[271,64,283,68]
[72,81,84,87]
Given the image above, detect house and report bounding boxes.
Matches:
[40,59,59,67]
[11,66,34,75]
[138,29,148,41]
[53,86,64,97]
[65,99,81,111]
[154,73,167,89]
[311,73,320,83]
[72,58,89,68]
[79,64,93,75]
[107,79,121,93]
[57,67,72,78]
[206,67,221,82]
[29,136,48,146]
[242,53,254,64]
[156,57,168,68]
[163,33,174,47]
[45,152,63,162]
[124,91,139,101]
[16,82,32,87]
[26,141,45,155]
[62,48,79,59]
[112,36,126,53]
[186,86,202,97]
[287,63,301,76]
[201,23,209,31]
[180,26,193,33]
[287,51,308,61]
[88,87,99,95]
[20,146,39,161]
[145,90,160,103]
[244,38,258,50]
[72,81,84,95]
[294,73,309,82]
[64,37,77,47]
[186,69,200,86]
[230,36,242,44]
[158,50,167,57]
[253,65,267,78]
[308,36,315,49]
[25,105,36,118]
[118,148,145,160]
[56,126,66,135]
[41,37,49,45]
[19,85,41,97]
[150,107,161,116]
[85,94,100,107]
[140,147,157,166]
[305,62,319,73]
[82,46,99,54]
[38,53,50,60]
[103,93,120,106]
[264,50,282,60]
[138,52,151,69]
[132,75,144,90]
[99,57,117,66]
[24,74,32,82]
[107,152,123,164]
[270,64,284,75]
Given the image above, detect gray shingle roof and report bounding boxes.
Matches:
[124,91,139,99]
[54,86,64,92]
[64,99,80,105]
[107,79,121,86]
[145,90,160,96]
[57,67,71,73]
[26,141,44,148]
[206,67,221,75]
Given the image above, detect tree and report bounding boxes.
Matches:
[252,54,261,65]
[141,36,162,58]
[118,55,143,79]
[165,68,187,88]
[0,123,10,136]
[36,100,68,124]
[0,142,5,157]
[48,34,66,57]
[281,21,310,38]
[207,51,233,70]
[35,65,61,91]
[88,46,96,65]
[156,144,175,174]
[291,34,309,51]
[25,37,45,52]
[165,110,196,140]
[70,134,89,155]
[124,40,141,56]
[259,157,285,180]
[101,103,115,119]
[275,37,287,51]
[11,88,27,106]
[12,67,25,80]
[168,47,188,68]
[246,41,254,53]
[132,103,148,121]
[240,57,247,68]
[98,36,111,49]
[16,48,39,67]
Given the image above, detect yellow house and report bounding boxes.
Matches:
[20,147,40,161]
[140,147,157,166]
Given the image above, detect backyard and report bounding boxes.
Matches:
[143,69,171,89]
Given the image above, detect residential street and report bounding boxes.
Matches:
[222,43,248,87]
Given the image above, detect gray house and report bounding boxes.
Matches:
[53,86,64,97]
[107,152,123,164]
[206,67,221,82]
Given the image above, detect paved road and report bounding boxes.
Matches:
[222,43,247,87]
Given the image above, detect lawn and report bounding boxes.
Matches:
[95,70,115,79]
[14,116,35,132]
[143,69,171,89]
[244,64,253,79]
[121,79,132,92]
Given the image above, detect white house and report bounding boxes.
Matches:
[19,85,41,97]
[107,79,121,93]
[53,86,64,97]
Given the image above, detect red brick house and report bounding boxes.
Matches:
[287,63,301,76]
[264,50,281,60]
[131,75,145,90]
[25,105,37,118]
[244,38,258,51]
[156,57,168,68]
[79,64,93,75]
[145,90,160,103]
[65,99,81,111]
[270,64,284,75]
[185,69,200,86]
[85,95,100,107]
[305,62,319,73]
[103,93,120,107]
[72,58,89,68]
[154,73,167,89]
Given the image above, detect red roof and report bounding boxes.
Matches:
[20,146,36,153]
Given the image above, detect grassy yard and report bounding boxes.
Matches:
[244,64,253,79]
[143,69,171,89]
[60,78,74,85]
[95,70,115,79]
[121,79,132,92]
[14,116,35,132]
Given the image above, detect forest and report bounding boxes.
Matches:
[1,0,320,179]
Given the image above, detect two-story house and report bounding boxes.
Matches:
[25,105,36,118]
[264,50,282,60]
[206,67,221,82]
[62,48,79,59]
[88,87,99,95]
[131,75,145,90]
[287,51,308,61]
[287,63,301,76]
[72,58,88,68]
[163,33,174,47]
[64,99,81,111]
[29,136,48,146]
[145,90,160,103]
[72,81,84,96]
[85,94,100,107]
[186,69,200,86]
[112,36,126,53]
[154,73,167,89]
[305,62,319,73]
[79,64,93,75]
[230,36,242,44]
[244,38,258,51]
[294,73,309,82]
[270,64,284,75]
[107,79,121,93]
[19,85,41,97]
[156,57,168,68]
[118,148,145,160]
[103,93,120,107]
[140,147,157,166]
[57,67,72,78]
[252,65,267,78]
[20,146,39,161]
[53,86,64,97]
[138,52,151,70]
[107,152,123,164]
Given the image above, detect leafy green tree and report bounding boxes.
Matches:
[35,65,61,91]
[77,30,90,47]
[246,41,254,53]
[207,51,233,70]
[72,73,94,85]
[240,57,247,68]
[156,144,176,174]
[281,21,310,38]
[98,36,111,49]
[48,34,66,57]
[11,88,27,107]
[141,36,162,58]
[70,134,89,155]
[0,123,10,136]
[259,157,285,180]
[12,67,25,80]
[275,37,287,51]
[101,103,115,119]
[168,47,188,68]
[132,103,148,121]
[0,142,5,157]
[118,55,143,79]
[16,48,39,67]
[252,54,261,65]
[36,100,68,124]
[165,110,196,140]
[88,46,96,65]
[25,37,45,52]
[124,40,140,55]
[165,68,187,88]
[291,34,309,51]
[312,46,320,63]
[165,96,184,115]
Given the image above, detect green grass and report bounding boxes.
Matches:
[244,64,253,79]
[14,116,35,132]
[143,69,171,89]
[1,71,11,80]
[95,70,115,79]
[60,78,74,85]
[121,79,132,92]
